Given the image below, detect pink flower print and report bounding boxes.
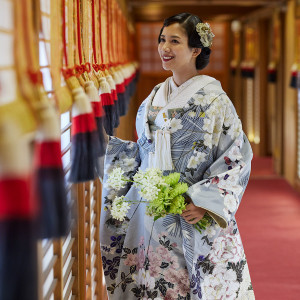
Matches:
[210,234,244,264]
[148,252,162,278]
[124,253,138,266]
[138,250,145,269]
[164,268,178,284]
[169,255,179,269]
[164,288,178,300]
[148,250,161,266]
[222,221,235,236]
[149,264,160,278]
[175,269,190,297]
[156,245,170,261]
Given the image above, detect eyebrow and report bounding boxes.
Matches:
[160,34,181,39]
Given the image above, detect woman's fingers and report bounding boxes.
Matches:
[188,217,202,224]
[181,202,207,224]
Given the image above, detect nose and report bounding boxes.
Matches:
[162,42,171,52]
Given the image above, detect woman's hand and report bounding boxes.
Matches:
[181,202,206,224]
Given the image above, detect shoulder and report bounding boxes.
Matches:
[199,75,225,95]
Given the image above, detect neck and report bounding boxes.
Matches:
[172,69,199,86]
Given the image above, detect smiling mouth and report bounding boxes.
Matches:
[162,56,174,62]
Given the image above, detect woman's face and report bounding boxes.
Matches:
[158,23,198,74]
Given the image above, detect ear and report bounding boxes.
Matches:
[192,48,201,58]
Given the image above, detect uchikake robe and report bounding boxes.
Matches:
[100,75,255,300]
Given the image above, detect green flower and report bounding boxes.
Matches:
[168,195,186,214]
[169,182,188,199]
[163,173,181,186]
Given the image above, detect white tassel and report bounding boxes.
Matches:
[99,77,111,95]
[35,101,60,141]
[84,80,99,102]
[0,120,30,176]
[153,130,174,171]
[71,87,93,116]
[106,74,116,91]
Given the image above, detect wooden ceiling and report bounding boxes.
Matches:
[127,0,287,22]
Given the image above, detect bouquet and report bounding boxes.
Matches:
[106,167,212,233]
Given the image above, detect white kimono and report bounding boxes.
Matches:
[100,75,255,299]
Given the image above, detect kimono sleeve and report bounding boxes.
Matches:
[186,100,253,229]
[103,136,141,196]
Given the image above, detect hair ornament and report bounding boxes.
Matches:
[195,22,215,48]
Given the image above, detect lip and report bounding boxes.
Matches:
[162,55,174,62]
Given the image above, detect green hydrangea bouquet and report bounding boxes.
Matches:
[106,167,212,233]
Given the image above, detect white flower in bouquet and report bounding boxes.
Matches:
[106,167,129,190]
[133,168,167,201]
[111,196,131,221]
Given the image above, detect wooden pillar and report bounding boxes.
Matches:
[257,19,269,156]
[283,0,297,185]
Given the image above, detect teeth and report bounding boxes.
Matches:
[163,56,173,59]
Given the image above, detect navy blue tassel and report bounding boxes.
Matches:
[36,168,69,238]
[0,219,38,300]
[69,130,100,182]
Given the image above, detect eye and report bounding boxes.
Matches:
[160,37,166,43]
[172,39,179,44]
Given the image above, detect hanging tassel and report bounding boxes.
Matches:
[131,62,139,97]
[121,65,131,114]
[230,60,237,76]
[99,76,115,136]
[114,67,126,117]
[267,61,277,83]
[33,100,69,238]
[85,80,107,156]
[105,70,120,128]
[84,80,99,102]
[128,63,136,98]
[151,130,174,171]
[241,61,255,78]
[69,87,100,182]
[0,120,38,300]
[290,63,299,88]
[106,69,120,129]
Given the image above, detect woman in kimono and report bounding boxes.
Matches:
[100,13,255,300]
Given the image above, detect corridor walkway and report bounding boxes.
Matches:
[237,157,300,300]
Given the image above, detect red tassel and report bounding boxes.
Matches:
[290,71,298,88]
[100,78,116,135]
[0,177,32,218]
[71,113,97,135]
[0,119,38,300]
[33,101,69,238]
[69,87,101,182]
[34,141,63,168]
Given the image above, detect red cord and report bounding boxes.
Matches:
[76,0,83,65]
[106,0,111,64]
[62,0,68,66]
[91,0,97,64]
[99,0,104,64]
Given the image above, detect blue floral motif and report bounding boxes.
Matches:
[190,255,204,298]
[104,257,121,280]
[110,235,123,254]
[102,256,108,269]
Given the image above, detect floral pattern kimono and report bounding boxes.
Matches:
[100,75,255,299]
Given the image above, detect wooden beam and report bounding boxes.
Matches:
[131,5,263,22]
[129,0,286,7]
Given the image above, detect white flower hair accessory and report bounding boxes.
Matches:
[195,22,215,48]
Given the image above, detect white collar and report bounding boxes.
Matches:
[143,75,219,139]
